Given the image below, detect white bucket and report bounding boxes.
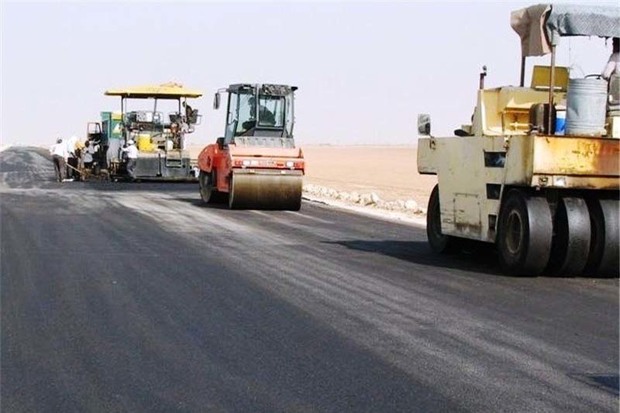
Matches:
[566,78,607,136]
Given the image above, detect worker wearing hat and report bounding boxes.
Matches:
[121,139,139,181]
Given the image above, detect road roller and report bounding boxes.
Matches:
[197,83,304,210]
[417,4,619,277]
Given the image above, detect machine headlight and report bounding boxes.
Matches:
[286,161,294,168]
[554,176,567,187]
[242,160,251,166]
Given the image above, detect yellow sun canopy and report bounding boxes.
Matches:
[105,82,203,99]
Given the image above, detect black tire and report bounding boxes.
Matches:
[199,171,226,204]
[584,199,619,277]
[426,185,461,254]
[289,197,302,212]
[546,197,591,276]
[497,190,552,276]
[228,174,236,209]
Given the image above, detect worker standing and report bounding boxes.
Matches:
[49,138,67,182]
[63,135,82,180]
[170,122,181,149]
[182,101,197,135]
[83,140,99,170]
[183,101,196,124]
[602,37,619,80]
[121,139,138,181]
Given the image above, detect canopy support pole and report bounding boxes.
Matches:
[121,97,126,144]
[520,56,526,87]
[547,43,557,134]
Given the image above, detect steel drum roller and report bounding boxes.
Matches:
[229,170,303,210]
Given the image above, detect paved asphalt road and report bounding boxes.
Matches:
[1,147,618,413]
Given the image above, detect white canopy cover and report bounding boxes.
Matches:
[511,3,620,57]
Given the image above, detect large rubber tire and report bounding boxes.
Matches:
[426,184,461,254]
[497,190,553,276]
[199,171,227,204]
[584,199,619,277]
[546,197,591,276]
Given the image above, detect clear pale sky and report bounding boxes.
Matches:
[1,0,615,147]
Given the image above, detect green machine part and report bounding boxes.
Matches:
[100,112,124,163]
[100,112,123,141]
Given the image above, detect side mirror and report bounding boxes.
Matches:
[213,92,221,110]
[418,114,431,136]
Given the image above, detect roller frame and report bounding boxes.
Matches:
[426,185,462,254]
[199,170,227,204]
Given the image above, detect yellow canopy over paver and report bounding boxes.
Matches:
[105,82,202,98]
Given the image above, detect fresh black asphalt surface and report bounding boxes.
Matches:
[1,147,618,412]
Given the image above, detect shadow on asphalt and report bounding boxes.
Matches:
[47,181,199,193]
[326,239,504,276]
[328,239,620,279]
[176,197,231,209]
[572,373,619,396]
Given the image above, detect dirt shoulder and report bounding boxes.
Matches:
[300,145,435,219]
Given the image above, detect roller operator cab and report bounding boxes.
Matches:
[103,82,203,181]
[197,83,305,210]
[417,4,620,277]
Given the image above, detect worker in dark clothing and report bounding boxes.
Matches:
[248,96,276,127]
[183,101,197,124]
[259,105,276,125]
[602,37,620,80]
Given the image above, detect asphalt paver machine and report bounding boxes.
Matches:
[103,82,203,181]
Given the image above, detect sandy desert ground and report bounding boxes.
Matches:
[301,144,436,205]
